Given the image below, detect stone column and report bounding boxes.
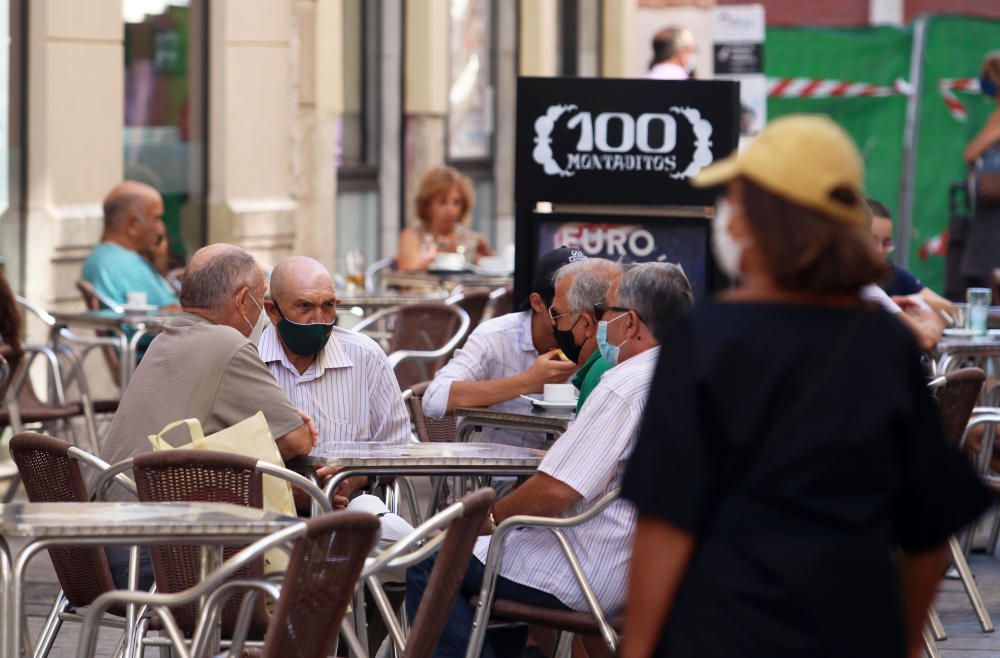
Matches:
[601,0,636,77]
[519,0,559,76]
[25,0,123,308]
[207,0,296,270]
[402,0,448,228]
[292,0,340,273]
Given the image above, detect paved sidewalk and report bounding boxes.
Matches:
[8,474,1000,656]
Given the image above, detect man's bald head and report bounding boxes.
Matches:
[103,181,162,231]
[180,244,262,311]
[270,256,335,305]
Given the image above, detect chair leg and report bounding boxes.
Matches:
[553,632,573,658]
[987,506,1000,556]
[923,626,942,658]
[949,535,995,632]
[2,474,21,503]
[31,591,69,658]
[928,605,946,642]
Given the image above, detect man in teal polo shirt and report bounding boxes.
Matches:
[82,181,178,309]
[549,258,622,411]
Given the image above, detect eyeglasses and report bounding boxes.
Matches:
[593,303,644,323]
[548,304,574,323]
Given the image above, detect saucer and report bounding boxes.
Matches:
[519,394,577,410]
[122,303,158,313]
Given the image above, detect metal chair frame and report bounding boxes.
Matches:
[352,304,471,373]
[466,490,622,658]
[91,452,335,655]
[76,517,376,658]
[8,435,138,658]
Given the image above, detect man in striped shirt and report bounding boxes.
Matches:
[259,257,410,464]
[406,263,694,658]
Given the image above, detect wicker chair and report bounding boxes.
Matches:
[1,344,100,500]
[8,432,137,658]
[354,302,471,390]
[91,449,333,651]
[361,488,496,658]
[928,369,995,636]
[406,381,457,443]
[77,511,380,658]
[75,279,124,387]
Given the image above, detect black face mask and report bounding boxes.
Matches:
[274,301,335,357]
[552,315,583,364]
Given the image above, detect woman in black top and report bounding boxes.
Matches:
[619,115,991,658]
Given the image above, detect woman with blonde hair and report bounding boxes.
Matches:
[961,50,1000,287]
[619,115,989,658]
[396,165,494,271]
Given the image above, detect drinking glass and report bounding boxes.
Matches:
[345,249,366,291]
[966,287,991,336]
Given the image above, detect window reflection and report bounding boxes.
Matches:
[123,0,204,263]
[448,0,492,161]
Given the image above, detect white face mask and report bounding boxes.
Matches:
[683,53,697,75]
[712,199,751,279]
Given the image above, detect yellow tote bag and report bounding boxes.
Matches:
[146,411,295,516]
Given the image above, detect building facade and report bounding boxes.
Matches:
[2,0,998,310]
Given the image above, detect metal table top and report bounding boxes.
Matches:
[337,292,449,308]
[937,337,1000,354]
[49,309,180,329]
[454,405,576,430]
[382,270,513,291]
[0,501,296,540]
[303,441,546,468]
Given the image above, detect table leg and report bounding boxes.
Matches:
[123,546,140,658]
[199,545,224,655]
[0,539,10,658]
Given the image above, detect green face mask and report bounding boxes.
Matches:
[273,301,335,357]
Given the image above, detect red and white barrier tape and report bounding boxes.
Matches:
[939,78,980,122]
[766,77,913,98]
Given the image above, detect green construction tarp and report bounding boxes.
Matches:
[765,16,1000,292]
[912,15,1000,290]
[766,26,912,213]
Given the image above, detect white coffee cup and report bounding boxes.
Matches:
[126,291,148,307]
[543,383,577,403]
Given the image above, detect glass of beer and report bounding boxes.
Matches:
[346,248,366,291]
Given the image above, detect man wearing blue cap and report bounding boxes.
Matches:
[423,247,583,448]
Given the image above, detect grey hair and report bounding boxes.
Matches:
[615,262,693,342]
[103,193,146,230]
[555,258,624,315]
[179,247,261,310]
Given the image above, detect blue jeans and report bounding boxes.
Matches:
[105,546,155,591]
[405,554,570,658]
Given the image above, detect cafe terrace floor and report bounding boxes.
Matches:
[8,482,1000,656]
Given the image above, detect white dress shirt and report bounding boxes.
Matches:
[472,346,660,613]
[423,311,545,448]
[646,61,688,80]
[258,325,410,452]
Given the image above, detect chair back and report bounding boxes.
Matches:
[365,257,397,293]
[131,449,269,635]
[75,279,123,386]
[389,302,466,389]
[450,289,492,330]
[9,433,120,611]
[404,488,496,658]
[933,367,987,446]
[406,381,457,442]
[261,511,379,658]
[487,287,513,319]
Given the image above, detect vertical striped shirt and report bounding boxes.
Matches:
[472,346,660,613]
[258,325,410,452]
[423,311,545,448]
